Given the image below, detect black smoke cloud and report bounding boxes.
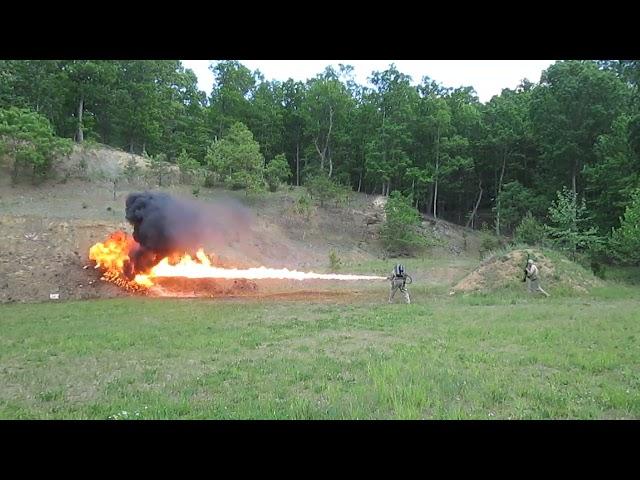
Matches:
[124,192,252,276]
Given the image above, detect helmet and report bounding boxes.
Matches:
[527,259,534,265]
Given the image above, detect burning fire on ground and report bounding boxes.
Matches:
[89,231,386,294]
[89,192,386,296]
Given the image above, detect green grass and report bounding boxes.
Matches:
[604,265,640,285]
[342,254,477,277]
[2,284,639,420]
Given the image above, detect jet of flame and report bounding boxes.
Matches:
[89,231,386,291]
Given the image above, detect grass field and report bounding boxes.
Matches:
[2,282,639,420]
[3,144,637,420]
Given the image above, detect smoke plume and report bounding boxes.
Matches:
[124,192,252,276]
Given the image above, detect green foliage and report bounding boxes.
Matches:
[585,114,640,230]
[530,60,629,202]
[363,66,421,194]
[494,181,543,232]
[149,152,171,187]
[0,107,72,182]
[209,61,257,136]
[305,171,340,207]
[203,173,217,189]
[203,141,223,186]
[230,170,264,193]
[177,148,201,184]
[380,191,430,256]
[604,265,640,285]
[479,225,501,258]
[610,188,640,264]
[293,193,313,219]
[112,61,183,155]
[514,212,545,246]
[204,122,264,191]
[301,68,356,178]
[333,183,354,208]
[123,156,141,183]
[545,187,602,258]
[264,153,291,192]
[328,250,342,272]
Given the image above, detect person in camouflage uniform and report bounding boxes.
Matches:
[388,263,411,304]
[524,259,550,297]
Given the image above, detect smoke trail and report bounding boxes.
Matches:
[124,192,251,276]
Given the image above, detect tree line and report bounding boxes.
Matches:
[1,59,639,264]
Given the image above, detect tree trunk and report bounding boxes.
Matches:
[433,126,440,219]
[326,105,334,169]
[11,144,19,184]
[357,169,362,193]
[296,142,300,186]
[314,105,334,175]
[466,179,483,228]
[314,138,325,171]
[76,96,84,143]
[433,179,438,218]
[572,160,577,196]
[495,148,507,236]
[379,106,387,191]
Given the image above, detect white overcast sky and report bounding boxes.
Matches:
[182,60,556,103]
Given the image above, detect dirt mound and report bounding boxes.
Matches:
[421,216,481,256]
[452,248,603,294]
[55,144,180,184]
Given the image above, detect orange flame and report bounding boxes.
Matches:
[89,232,146,292]
[89,231,386,291]
[89,231,136,272]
